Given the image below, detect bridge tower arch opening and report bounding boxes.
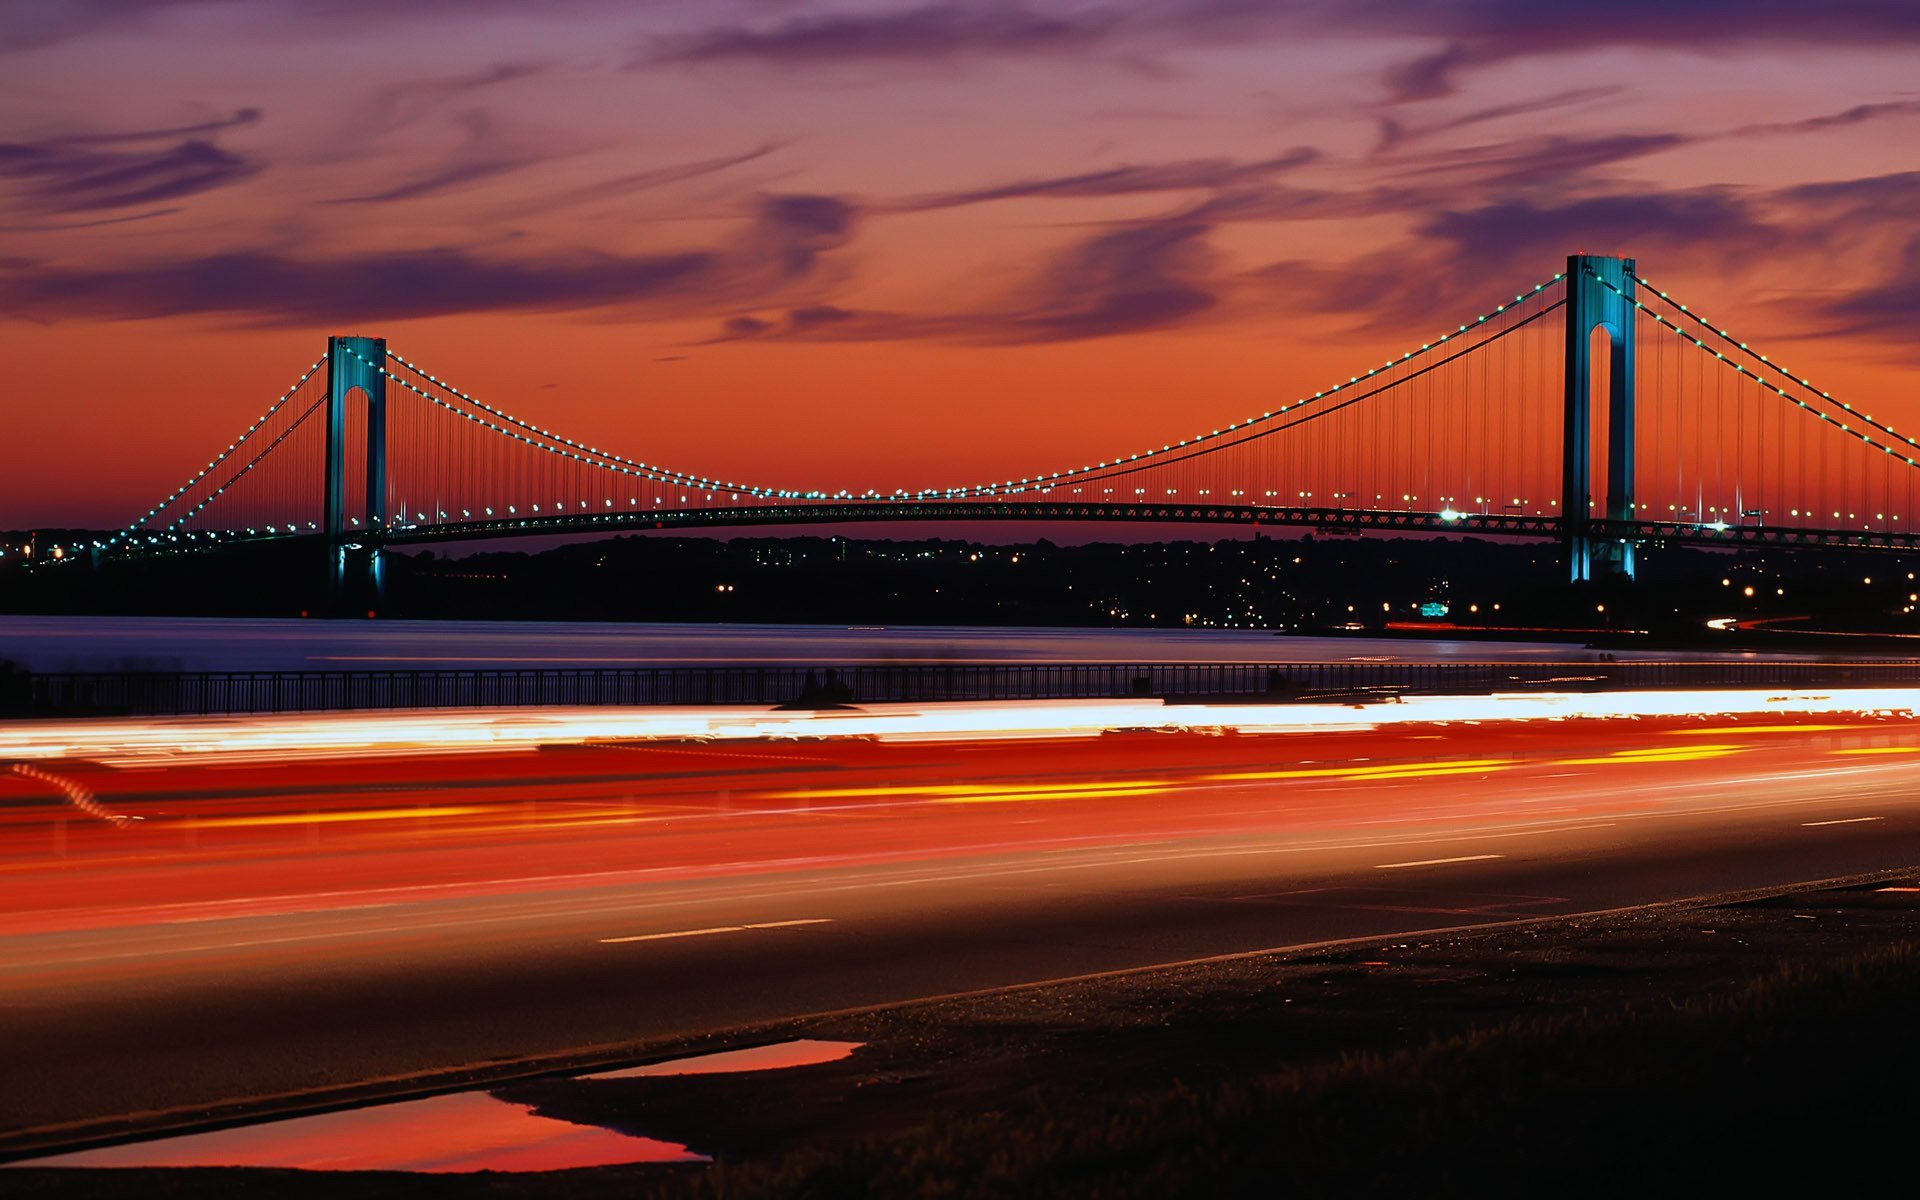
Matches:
[1562,254,1636,582]
[324,335,388,609]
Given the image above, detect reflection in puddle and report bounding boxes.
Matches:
[585,1039,865,1080]
[14,1091,704,1173]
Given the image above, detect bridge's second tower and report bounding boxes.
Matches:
[324,335,387,608]
[1562,254,1636,582]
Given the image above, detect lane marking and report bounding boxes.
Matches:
[1801,816,1883,827]
[1373,853,1504,870]
[600,918,831,945]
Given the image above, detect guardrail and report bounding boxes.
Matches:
[6,658,1920,718]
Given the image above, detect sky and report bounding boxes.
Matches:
[4,0,1919,528]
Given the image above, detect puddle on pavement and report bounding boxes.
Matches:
[13,1039,865,1173]
[13,1090,704,1173]
[584,1038,864,1080]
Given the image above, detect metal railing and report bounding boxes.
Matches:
[6,658,1920,718]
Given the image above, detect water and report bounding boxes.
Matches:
[11,1090,702,1172]
[0,615,1743,675]
[10,1039,865,1173]
[584,1040,864,1079]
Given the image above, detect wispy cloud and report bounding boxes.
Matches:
[707,216,1217,345]
[1817,233,1920,335]
[895,148,1314,210]
[327,109,571,205]
[538,142,788,210]
[1,191,861,324]
[1373,87,1619,152]
[1365,0,1920,101]
[0,114,261,214]
[1734,98,1920,138]
[645,2,1116,67]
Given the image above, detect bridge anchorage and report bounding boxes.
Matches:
[87,250,1920,605]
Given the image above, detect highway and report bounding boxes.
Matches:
[7,699,1920,1150]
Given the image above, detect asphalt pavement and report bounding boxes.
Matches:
[5,709,1920,1149]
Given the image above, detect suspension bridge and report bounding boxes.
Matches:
[56,253,1920,600]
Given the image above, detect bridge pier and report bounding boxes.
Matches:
[1562,254,1637,583]
[324,335,388,612]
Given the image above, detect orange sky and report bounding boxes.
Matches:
[4,2,1919,528]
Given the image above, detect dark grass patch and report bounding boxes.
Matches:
[631,944,1920,1198]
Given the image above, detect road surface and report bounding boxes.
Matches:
[6,705,1920,1149]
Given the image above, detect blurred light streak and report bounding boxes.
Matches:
[1665,724,1867,736]
[4,689,1920,768]
[767,779,1167,801]
[180,805,490,829]
[1207,759,1509,782]
[1551,744,1748,766]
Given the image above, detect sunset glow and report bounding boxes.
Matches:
[5,2,1918,528]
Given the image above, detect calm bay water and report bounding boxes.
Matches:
[0,615,1825,674]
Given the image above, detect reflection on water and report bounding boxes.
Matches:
[585,1039,864,1079]
[13,1040,869,1173]
[13,1090,704,1173]
[0,614,1618,673]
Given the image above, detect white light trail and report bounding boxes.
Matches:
[2,688,1917,767]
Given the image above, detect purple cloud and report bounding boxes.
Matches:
[1365,0,1920,99]
[709,218,1217,345]
[1818,235,1920,335]
[3,247,714,323]
[1005,219,1216,341]
[1735,99,1920,138]
[538,142,786,210]
[646,2,1115,66]
[896,148,1315,210]
[1388,132,1690,189]
[0,136,258,213]
[328,109,567,205]
[0,191,860,323]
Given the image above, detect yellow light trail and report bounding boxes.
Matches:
[1664,724,1871,736]
[179,805,490,829]
[765,779,1169,802]
[931,784,1174,805]
[177,803,666,831]
[1551,744,1746,766]
[1207,759,1510,782]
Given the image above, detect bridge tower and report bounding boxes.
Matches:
[324,335,387,609]
[1562,254,1637,582]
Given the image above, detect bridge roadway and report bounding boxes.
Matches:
[5,704,1920,1152]
[111,501,1920,556]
